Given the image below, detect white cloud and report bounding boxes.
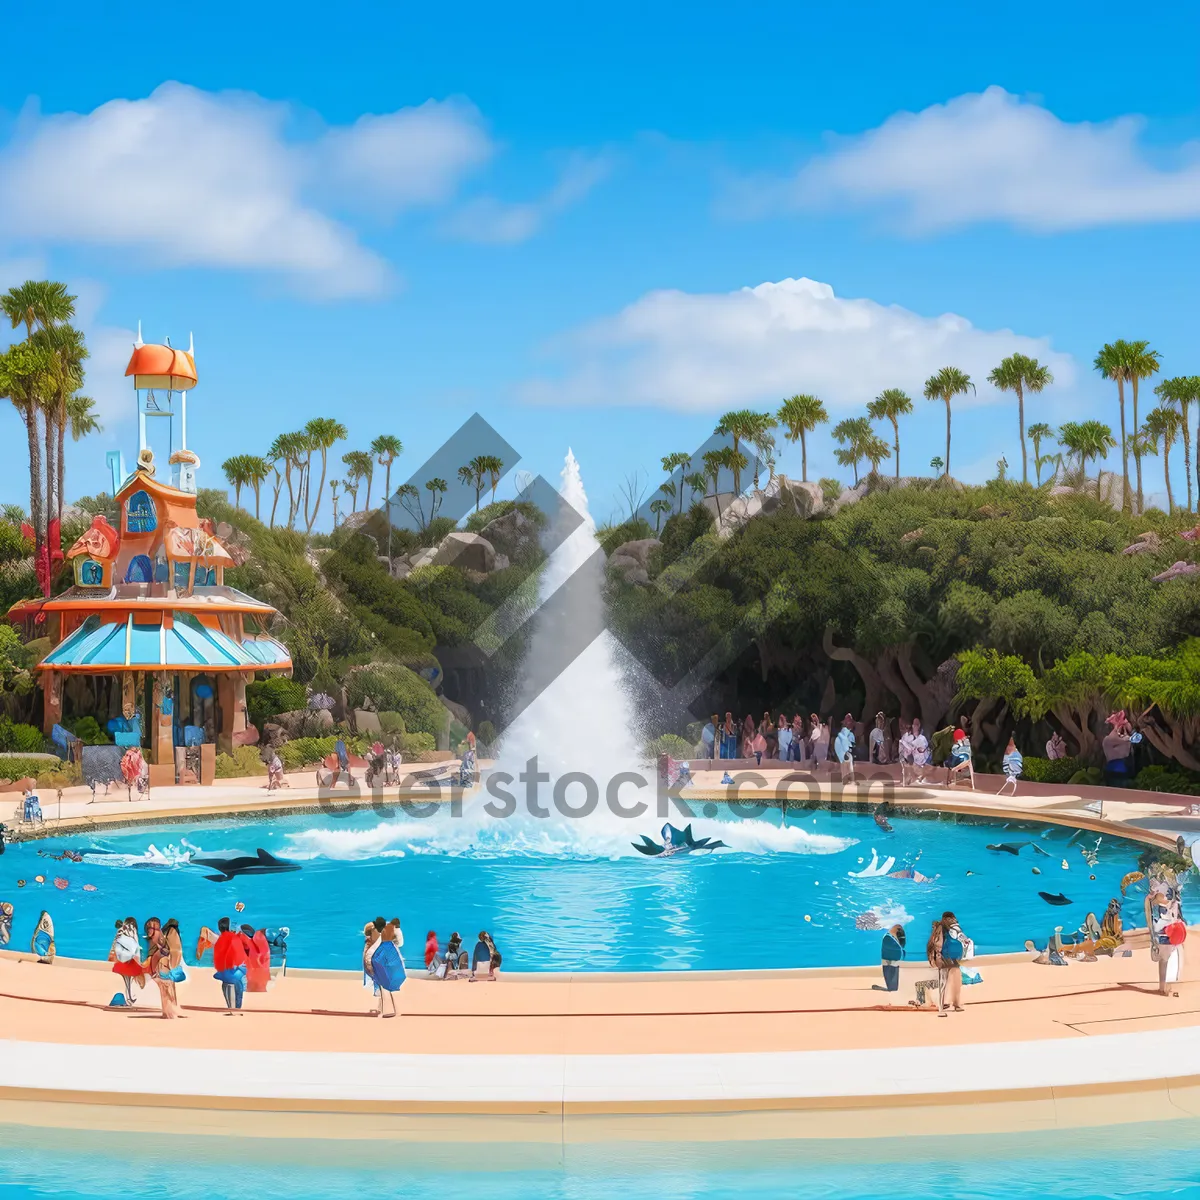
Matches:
[442,152,611,244]
[519,276,1074,412]
[0,84,493,298]
[758,87,1200,233]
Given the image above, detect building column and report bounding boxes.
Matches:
[216,673,249,754]
[42,670,62,735]
[152,673,173,768]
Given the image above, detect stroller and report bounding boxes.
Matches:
[22,794,43,825]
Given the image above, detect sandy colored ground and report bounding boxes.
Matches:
[2,773,1199,1138]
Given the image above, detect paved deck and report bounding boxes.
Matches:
[1,773,1199,1140]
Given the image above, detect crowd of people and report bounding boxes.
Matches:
[695,706,1151,795]
[107,913,284,1017]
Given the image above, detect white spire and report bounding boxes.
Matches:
[187,331,194,355]
[134,320,143,348]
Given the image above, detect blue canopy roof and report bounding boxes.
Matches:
[41,612,291,672]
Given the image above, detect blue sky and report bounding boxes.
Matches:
[2,0,1199,521]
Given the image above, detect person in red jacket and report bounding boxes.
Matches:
[244,925,272,993]
[212,917,251,1013]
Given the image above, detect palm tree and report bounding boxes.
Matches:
[329,480,341,527]
[1027,422,1055,485]
[425,477,448,525]
[866,388,913,478]
[923,367,974,477]
[930,456,944,474]
[1142,406,1182,513]
[988,354,1053,484]
[750,428,776,488]
[831,416,873,484]
[1155,376,1198,512]
[241,455,271,520]
[1124,341,1161,511]
[302,417,347,532]
[0,339,52,549]
[701,448,729,518]
[221,454,253,510]
[370,434,403,508]
[1094,341,1134,509]
[457,454,494,512]
[371,433,404,559]
[649,497,672,532]
[714,409,773,494]
[1,281,76,553]
[1058,420,1117,483]
[342,450,373,513]
[660,452,692,514]
[34,321,88,530]
[66,394,101,442]
[862,432,891,478]
[684,471,708,506]
[776,394,828,482]
[482,455,505,505]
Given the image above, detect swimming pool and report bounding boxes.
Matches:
[0,1120,1195,1198]
[0,799,1159,971]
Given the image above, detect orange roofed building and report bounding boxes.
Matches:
[8,327,291,784]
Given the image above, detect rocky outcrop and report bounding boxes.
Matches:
[432,531,496,573]
[480,507,540,565]
[1049,470,1127,514]
[1122,531,1163,555]
[609,537,661,585]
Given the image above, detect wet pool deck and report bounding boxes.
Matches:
[2,773,1200,1140]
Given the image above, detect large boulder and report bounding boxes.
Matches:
[609,537,660,584]
[832,481,869,513]
[433,531,496,573]
[480,507,540,564]
[716,493,766,538]
[774,477,825,518]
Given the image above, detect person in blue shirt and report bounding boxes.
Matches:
[776,714,792,762]
[833,714,856,781]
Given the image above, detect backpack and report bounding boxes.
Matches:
[941,935,964,961]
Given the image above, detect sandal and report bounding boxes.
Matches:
[953,1005,964,1011]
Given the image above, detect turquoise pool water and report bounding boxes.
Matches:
[0,801,1158,971]
[0,1121,1195,1198]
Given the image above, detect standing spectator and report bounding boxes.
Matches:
[808,714,829,763]
[869,712,888,764]
[1145,879,1185,997]
[873,924,906,992]
[212,916,251,1014]
[926,915,966,1016]
[833,714,856,782]
[999,736,1024,794]
[776,714,793,763]
[741,715,757,758]
[1045,730,1067,760]
[791,715,806,761]
[1102,713,1134,788]
[720,713,737,759]
[701,714,717,760]
[750,726,767,764]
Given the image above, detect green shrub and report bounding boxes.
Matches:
[377,711,407,736]
[1069,767,1104,786]
[343,663,443,736]
[246,678,307,727]
[401,731,435,757]
[215,745,267,778]
[278,736,339,770]
[64,715,111,745]
[1021,755,1083,784]
[646,733,695,760]
[477,720,496,746]
[0,718,46,754]
[1135,765,1200,797]
[0,753,72,784]
[36,762,82,789]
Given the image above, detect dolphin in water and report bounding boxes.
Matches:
[192,848,301,882]
[987,841,1051,857]
[1038,891,1073,906]
[632,823,726,857]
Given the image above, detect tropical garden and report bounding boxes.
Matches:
[2,277,1200,791]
